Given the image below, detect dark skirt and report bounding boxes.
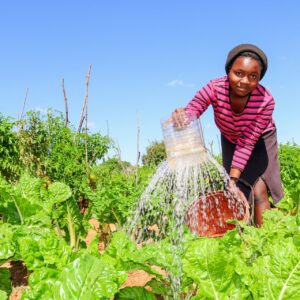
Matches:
[221,129,284,204]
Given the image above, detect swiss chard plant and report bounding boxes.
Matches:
[278,142,300,214]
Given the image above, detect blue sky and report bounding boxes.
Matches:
[0,1,299,163]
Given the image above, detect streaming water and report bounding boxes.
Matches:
[127,114,249,299]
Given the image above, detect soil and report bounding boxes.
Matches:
[0,261,29,300]
[122,269,154,288]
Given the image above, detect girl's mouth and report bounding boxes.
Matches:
[236,86,248,93]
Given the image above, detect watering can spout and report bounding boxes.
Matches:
[161,111,207,169]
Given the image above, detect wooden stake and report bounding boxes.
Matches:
[115,140,127,174]
[77,65,92,133]
[135,110,140,185]
[19,88,29,127]
[106,120,109,137]
[62,78,69,127]
[85,82,89,166]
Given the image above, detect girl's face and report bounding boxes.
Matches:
[228,56,262,97]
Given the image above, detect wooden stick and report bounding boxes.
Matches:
[62,78,69,127]
[106,120,109,137]
[77,64,92,133]
[135,110,140,185]
[85,80,89,166]
[115,140,127,174]
[19,88,29,126]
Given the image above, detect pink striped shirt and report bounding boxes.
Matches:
[185,76,276,171]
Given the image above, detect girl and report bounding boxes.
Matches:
[172,44,284,226]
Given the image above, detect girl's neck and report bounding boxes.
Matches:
[229,89,250,114]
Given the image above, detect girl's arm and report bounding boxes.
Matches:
[185,81,214,118]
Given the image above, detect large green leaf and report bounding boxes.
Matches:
[183,238,248,299]
[15,175,43,205]
[0,175,43,224]
[0,290,7,300]
[0,268,11,299]
[115,287,156,300]
[21,268,59,300]
[104,232,137,260]
[0,177,12,203]
[46,182,72,204]
[15,227,72,271]
[261,210,299,240]
[0,224,15,260]
[52,254,126,299]
[104,232,165,280]
[140,238,179,269]
[0,178,20,224]
[22,254,127,300]
[255,239,300,299]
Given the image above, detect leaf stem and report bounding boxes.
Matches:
[111,208,122,228]
[67,203,76,249]
[12,196,24,225]
[278,259,300,299]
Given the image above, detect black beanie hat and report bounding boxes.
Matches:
[225,44,268,79]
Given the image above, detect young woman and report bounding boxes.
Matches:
[172,44,284,226]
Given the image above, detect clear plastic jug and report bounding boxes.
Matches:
[161,111,207,169]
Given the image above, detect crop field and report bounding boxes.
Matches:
[0,111,300,300]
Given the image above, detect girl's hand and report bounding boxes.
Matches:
[171,108,190,128]
[227,177,240,197]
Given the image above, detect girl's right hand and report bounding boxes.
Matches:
[171,108,189,128]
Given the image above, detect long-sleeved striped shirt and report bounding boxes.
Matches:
[185,76,276,171]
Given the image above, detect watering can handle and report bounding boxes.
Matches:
[235,178,255,226]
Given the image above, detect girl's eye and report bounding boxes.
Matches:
[235,71,242,77]
[249,74,258,81]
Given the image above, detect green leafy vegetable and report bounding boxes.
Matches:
[0,268,11,299]
[115,287,156,300]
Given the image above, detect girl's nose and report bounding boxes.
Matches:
[241,76,250,84]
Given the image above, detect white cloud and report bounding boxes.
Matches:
[167,79,194,88]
